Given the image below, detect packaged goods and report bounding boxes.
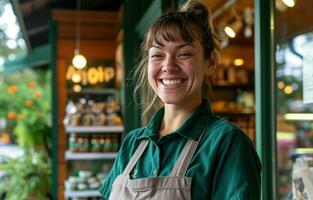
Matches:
[292,158,313,200]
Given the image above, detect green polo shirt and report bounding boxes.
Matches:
[99,99,261,199]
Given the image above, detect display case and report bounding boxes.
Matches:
[211,64,255,143]
[62,82,124,199]
[210,39,256,144]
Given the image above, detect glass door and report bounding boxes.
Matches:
[274,1,313,199]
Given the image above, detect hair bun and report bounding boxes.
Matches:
[180,0,210,27]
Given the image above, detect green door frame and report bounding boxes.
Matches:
[254,0,277,199]
[122,0,176,133]
[49,16,58,200]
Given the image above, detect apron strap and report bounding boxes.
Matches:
[122,139,149,176]
[170,130,205,177]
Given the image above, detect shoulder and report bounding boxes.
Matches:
[205,117,261,166]
[201,117,256,155]
[118,127,146,155]
[123,127,146,141]
[205,117,250,142]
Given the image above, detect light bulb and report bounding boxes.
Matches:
[244,26,253,38]
[72,72,82,83]
[72,51,87,69]
[277,81,285,89]
[282,0,295,7]
[224,20,243,38]
[224,26,236,38]
[233,58,244,66]
[73,84,82,93]
[284,85,294,94]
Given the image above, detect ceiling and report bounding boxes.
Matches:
[16,0,256,50]
[17,0,122,49]
[205,0,254,46]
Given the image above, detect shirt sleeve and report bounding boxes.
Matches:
[211,127,261,200]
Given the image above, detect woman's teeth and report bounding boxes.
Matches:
[162,79,182,85]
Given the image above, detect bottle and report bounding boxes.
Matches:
[69,133,78,152]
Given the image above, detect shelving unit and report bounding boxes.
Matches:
[67,88,116,95]
[64,190,101,198]
[65,151,117,160]
[214,82,254,89]
[65,125,124,133]
[215,109,255,115]
[63,124,122,199]
[211,60,256,145]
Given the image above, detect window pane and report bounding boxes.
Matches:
[275,1,313,199]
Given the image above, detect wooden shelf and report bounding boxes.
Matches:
[65,125,124,133]
[67,88,116,95]
[213,82,253,89]
[65,151,117,160]
[64,190,102,198]
[214,110,255,115]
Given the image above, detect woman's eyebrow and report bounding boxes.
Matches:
[150,43,195,49]
[177,43,195,49]
[150,44,162,48]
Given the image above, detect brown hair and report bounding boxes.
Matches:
[133,0,222,118]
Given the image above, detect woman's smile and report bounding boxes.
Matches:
[148,36,210,108]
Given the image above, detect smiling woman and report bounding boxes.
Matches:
[148,39,207,108]
[98,1,261,199]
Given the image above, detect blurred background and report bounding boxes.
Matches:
[0,0,312,199]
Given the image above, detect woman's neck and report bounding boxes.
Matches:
[159,99,202,138]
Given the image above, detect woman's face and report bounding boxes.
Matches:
[148,33,210,109]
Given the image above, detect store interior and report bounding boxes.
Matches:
[0,0,312,199]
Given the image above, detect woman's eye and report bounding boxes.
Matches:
[178,52,192,59]
[150,54,162,59]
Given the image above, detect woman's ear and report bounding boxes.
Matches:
[205,52,217,75]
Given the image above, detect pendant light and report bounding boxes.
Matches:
[72,0,87,69]
[224,9,243,39]
[224,20,243,38]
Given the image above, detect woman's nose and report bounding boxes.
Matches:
[162,56,179,73]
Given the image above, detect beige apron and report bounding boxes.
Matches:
[109,134,203,200]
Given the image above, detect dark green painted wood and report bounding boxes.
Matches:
[4,44,51,73]
[123,1,147,134]
[123,0,179,135]
[135,0,162,38]
[177,0,187,6]
[49,16,58,200]
[10,0,31,53]
[254,0,277,199]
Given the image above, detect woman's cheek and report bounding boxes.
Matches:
[147,65,156,86]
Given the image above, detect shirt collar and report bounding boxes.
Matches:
[138,99,215,141]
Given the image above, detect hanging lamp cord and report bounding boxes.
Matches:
[75,0,81,54]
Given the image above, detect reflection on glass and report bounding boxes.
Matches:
[275,4,313,197]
